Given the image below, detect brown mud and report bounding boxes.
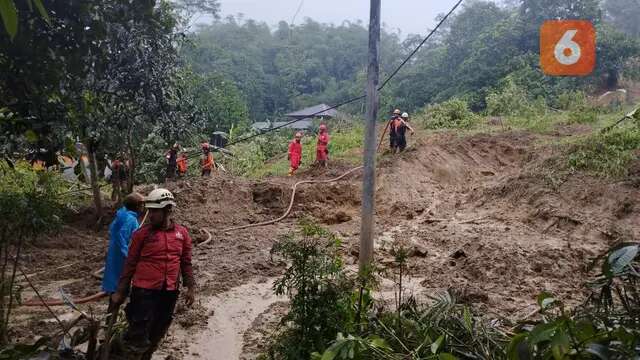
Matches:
[10,126,640,359]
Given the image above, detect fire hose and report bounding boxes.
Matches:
[21,166,362,307]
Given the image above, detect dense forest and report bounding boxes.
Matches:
[183,0,640,122]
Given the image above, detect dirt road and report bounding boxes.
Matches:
[11,127,640,359]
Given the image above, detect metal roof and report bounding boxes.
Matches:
[285,104,338,118]
[251,119,314,131]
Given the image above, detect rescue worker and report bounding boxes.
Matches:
[177,152,188,178]
[165,143,179,181]
[288,132,303,176]
[109,154,128,203]
[102,193,144,296]
[316,124,330,168]
[388,109,402,152]
[394,112,415,153]
[110,188,196,360]
[200,143,215,177]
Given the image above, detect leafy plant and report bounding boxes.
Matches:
[509,243,640,360]
[486,77,546,118]
[0,161,68,344]
[266,220,355,359]
[422,99,480,130]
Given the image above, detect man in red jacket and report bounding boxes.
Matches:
[110,188,196,360]
[316,124,330,168]
[288,132,303,176]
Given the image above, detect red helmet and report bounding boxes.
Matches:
[319,124,327,131]
[295,132,303,138]
[201,142,210,150]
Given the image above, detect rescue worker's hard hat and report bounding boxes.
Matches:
[401,112,409,119]
[145,188,176,209]
[319,124,327,131]
[393,109,401,115]
[172,143,179,149]
[201,142,210,150]
[295,132,303,138]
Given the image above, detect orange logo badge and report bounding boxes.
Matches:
[540,20,596,76]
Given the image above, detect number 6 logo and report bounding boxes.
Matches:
[541,20,595,76]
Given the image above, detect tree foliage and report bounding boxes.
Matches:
[182,17,403,121]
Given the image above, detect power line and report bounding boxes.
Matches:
[290,0,305,26]
[53,1,465,198]
[227,0,464,145]
[378,0,464,90]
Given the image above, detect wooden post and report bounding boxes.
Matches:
[359,0,381,271]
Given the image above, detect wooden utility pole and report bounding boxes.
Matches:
[359,0,381,271]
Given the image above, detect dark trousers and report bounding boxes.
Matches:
[389,134,398,149]
[119,287,179,360]
[166,165,176,180]
[111,179,121,202]
[201,168,211,177]
[397,135,407,151]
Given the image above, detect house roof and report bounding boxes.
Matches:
[285,104,338,118]
[252,119,314,131]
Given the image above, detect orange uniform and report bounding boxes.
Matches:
[177,155,188,175]
[201,152,215,176]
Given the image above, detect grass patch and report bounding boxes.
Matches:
[566,126,640,178]
[502,114,558,133]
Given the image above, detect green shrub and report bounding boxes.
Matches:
[266,220,355,360]
[486,77,548,118]
[567,104,600,124]
[0,161,69,343]
[567,127,640,177]
[509,243,640,360]
[422,99,480,129]
[556,90,588,111]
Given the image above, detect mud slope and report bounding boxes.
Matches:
[368,131,640,318]
[10,128,640,359]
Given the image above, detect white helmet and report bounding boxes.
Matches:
[145,188,176,209]
[401,112,409,119]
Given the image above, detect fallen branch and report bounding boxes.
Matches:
[457,216,489,225]
[601,106,639,133]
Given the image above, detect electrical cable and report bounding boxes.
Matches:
[52,0,465,198]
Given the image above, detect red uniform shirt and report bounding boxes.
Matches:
[289,141,302,169]
[316,133,329,161]
[117,223,195,292]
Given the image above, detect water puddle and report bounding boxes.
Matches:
[183,278,284,360]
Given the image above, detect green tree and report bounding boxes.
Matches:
[604,0,640,38]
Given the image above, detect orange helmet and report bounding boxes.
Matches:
[295,132,303,138]
[201,142,210,150]
[319,124,327,131]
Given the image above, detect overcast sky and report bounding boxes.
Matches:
[210,0,461,36]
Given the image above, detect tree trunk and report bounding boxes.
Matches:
[0,241,8,345]
[3,235,23,344]
[86,141,103,219]
[607,68,619,90]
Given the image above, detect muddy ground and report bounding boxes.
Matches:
[9,125,640,359]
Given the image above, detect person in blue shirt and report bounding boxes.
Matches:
[102,193,145,294]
